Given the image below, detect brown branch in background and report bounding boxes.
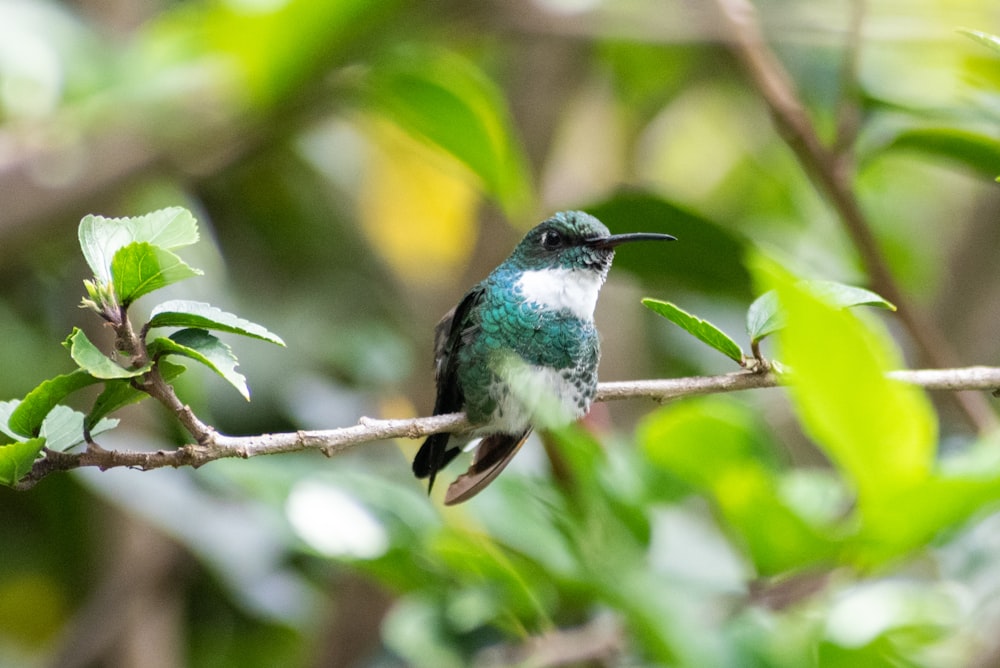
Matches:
[49,513,188,668]
[709,0,998,432]
[15,366,1000,488]
[474,615,624,667]
[832,0,867,157]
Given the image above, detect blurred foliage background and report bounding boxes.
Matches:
[4,0,1000,666]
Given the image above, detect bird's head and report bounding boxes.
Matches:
[509,210,675,273]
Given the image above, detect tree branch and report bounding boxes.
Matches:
[709,0,998,433]
[832,0,867,157]
[138,367,216,445]
[14,366,1000,489]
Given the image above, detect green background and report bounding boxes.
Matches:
[3,0,1000,665]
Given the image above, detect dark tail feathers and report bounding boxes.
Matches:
[413,432,461,493]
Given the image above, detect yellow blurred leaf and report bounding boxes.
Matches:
[358,119,479,288]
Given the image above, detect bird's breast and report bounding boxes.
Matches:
[485,360,597,434]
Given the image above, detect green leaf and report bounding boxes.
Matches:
[64,328,151,380]
[855,471,1000,566]
[960,28,1000,55]
[86,360,186,430]
[642,299,744,363]
[0,438,45,486]
[0,402,119,484]
[364,46,533,217]
[149,329,249,400]
[147,300,285,345]
[8,369,100,438]
[807,281,896,311]
[198,0,396,108]
[429,528,551,622]
[110,242,203,306]
[0,400,23,441]
[747,281,895,344]
[79,207,199,284]
[85,381,141,432]
[841,433,1000,565]
[746,290,784,344]
[875,127,1000,182]
[638,399,837,574]
[40,405,118,453]
[750,255,936,512]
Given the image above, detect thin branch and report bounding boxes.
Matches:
[709,0,998,432]
[14,366,1000,489]
[110,296,216,444]
[596,369,779,401]
[139,367,216,444]
[600,366,1000,399]
[832,0,867,157]
[14,412,472,490]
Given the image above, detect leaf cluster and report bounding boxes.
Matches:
[0,208,283,486]
[639,256,1000,574]
[643,280,894,369]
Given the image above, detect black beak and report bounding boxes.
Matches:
[587,232,677,249]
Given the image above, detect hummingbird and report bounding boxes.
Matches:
[412,210,675,505]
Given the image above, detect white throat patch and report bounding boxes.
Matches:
[515,267,606,321]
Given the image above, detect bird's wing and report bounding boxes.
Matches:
[412,285,485,485]
[443,429,532,505]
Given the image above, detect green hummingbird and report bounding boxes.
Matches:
[412,211,674,504]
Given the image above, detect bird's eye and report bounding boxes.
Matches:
[540,230,563,250]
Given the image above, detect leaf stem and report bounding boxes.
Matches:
[115,305,143,361]
[108,301,214,443]
[141,366,216,444]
